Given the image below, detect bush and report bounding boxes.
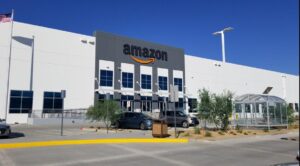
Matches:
[243,132,248,135]
[182,132,190,137]
[197,89,234,131]
[263,128,269,132]
[236,124,241,131]
[205,131,212,137]
[218,131,225,135]
[253,133,256,135]
[229,131,237,135]
[194,127,201,135]
[237,129,243,134]
[87,100,121,134]
[287,105,295,125]
[236,125,243,133]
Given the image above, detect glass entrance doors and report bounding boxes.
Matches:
[121,95,134,112]
[121,100,134,112]
[158,97,168,112]
[141,96,152,112]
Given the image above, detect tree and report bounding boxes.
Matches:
[287,104,295,125]
[197,89,234,131]
[197,89,216,129]
[213,91,233,131]
[86,100,121,134]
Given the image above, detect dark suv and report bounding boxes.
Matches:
[159,111,189,128]
[115,112,153,130]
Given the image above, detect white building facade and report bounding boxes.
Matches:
[185,55,299,112]
[0,22,298,124]
[0,22,95,124]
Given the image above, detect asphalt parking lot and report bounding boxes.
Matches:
[0,125,299,166]
[0,124,154,143]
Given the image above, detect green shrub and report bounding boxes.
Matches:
[183,132,190,137]
[229,131,237,135]
[205,131,212,137]
[194,127,201,135]
[263,128,269,132]
[218,131,225,135]
[237,129,243,134]
[236,124,241,131]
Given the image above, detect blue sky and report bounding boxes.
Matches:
[1,0,299,75]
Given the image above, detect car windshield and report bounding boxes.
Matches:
[177,111,186,116]
[140,113,152,119]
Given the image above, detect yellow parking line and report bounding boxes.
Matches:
[0,138,188,149]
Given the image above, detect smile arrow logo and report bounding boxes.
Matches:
[130,56,156,64]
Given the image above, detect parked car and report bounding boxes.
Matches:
[159,111,189,128]
[188,109,199,118]
[115,112,153,130]
[0,119,11,137]
[188,115,199,126]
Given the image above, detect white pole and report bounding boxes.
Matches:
[221,31,226,63]
[4,9,14,123]
[282,75,286,99]
[30,35,35,90]
[267,95,270,131]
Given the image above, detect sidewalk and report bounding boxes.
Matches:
[1,124,298,144]
[190,131,299,144]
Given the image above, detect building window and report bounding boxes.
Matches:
[295,103,299,112]
[235,104,242,113]
[100,70,113,87]
[174,78,183,91]
[98,94,114,101]
[188,98,197,113]
[175,98,184,109]
[43,92,64,113]
[141,96,152,112]
[141,74,151,89]
[122,72,133,88]
[158,76,168,90]
[121,95,134,112]
[9,90,33,114]
[245,104,251,113]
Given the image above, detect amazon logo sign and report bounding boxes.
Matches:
[123,44,168,64]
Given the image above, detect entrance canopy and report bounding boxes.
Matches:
[235,94,285,104]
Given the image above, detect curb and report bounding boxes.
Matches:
[0,138,189,149]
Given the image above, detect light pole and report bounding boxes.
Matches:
[156,82,167,122]
[117,67,122,91]
[136,81,142,112]
[155,83,164,112]
[213,27,233,63]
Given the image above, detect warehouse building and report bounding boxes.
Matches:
[0,22,299,124]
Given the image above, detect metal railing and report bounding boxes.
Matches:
[28,108,88,119]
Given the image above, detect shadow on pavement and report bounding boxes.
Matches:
[271,162,299,166]
[0,132,25,139]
